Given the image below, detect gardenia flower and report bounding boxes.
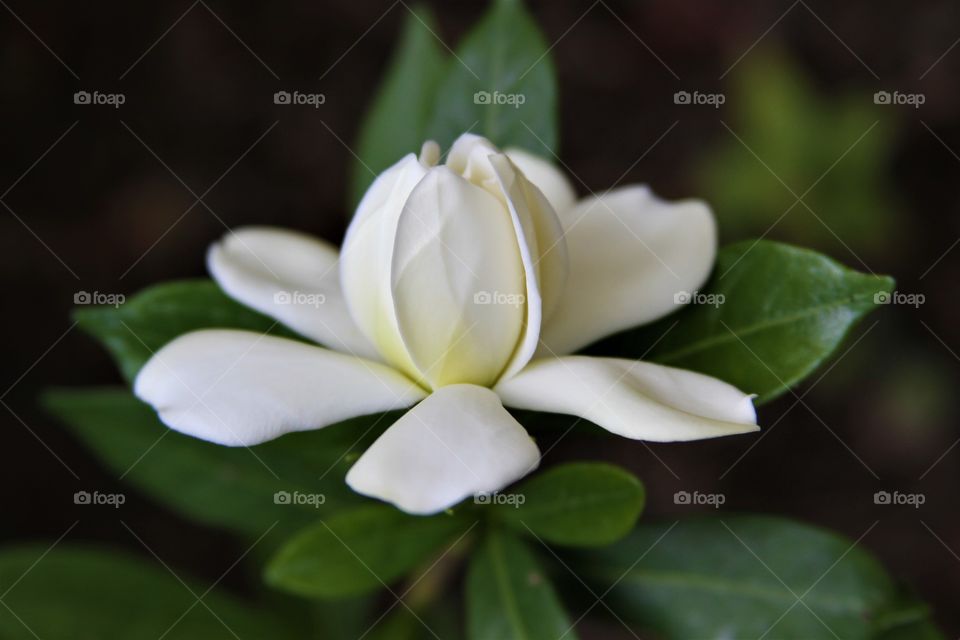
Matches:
[135,133,758,515]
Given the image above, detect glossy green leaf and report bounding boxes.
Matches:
[578,516,897,640]
[349,4,446,208]
[265,505,476,599]
[43,387,386,539]
[425,0,558,154]
[599,240,894,403]
[75,279,300,384]
[467,529,577,640]
[490,462,644,547]
[0,545,302,639]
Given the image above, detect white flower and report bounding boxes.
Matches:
[134,133,758,515]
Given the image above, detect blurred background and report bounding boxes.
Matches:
[1,0,958,636]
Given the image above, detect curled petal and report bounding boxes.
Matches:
[496,356,757,442]
[445,133,501,190]
[505,147,577,215]
[487,154,568,380]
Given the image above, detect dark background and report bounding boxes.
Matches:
[2,0,958,637]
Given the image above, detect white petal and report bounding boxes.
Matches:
[447,139,572,314]
[134,329,426,446]
[505,147,577,215]
[208,227,378,359]
[540,186,717,355]
[392,167,525,388]
[346,384,540,515]
[445,133,500,189]
[340,153,430,375]
[496,356,757,442]
[487,154,569,380]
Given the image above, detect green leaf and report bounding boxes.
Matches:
[265,505,475,599]
[599,240,894,403]
[365,602,463,640]
[578,516,897,640]
[365,607,424,640]
[872,595,945,640]
[467,529,577,640]
[349,4,446,208]
[874,618,945,640]
[425,0,558,154]
[76,279,299,383]
[311,597,378,640]
[0,545,302,639]
[490,462,644,547]
[43,387,385,539]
